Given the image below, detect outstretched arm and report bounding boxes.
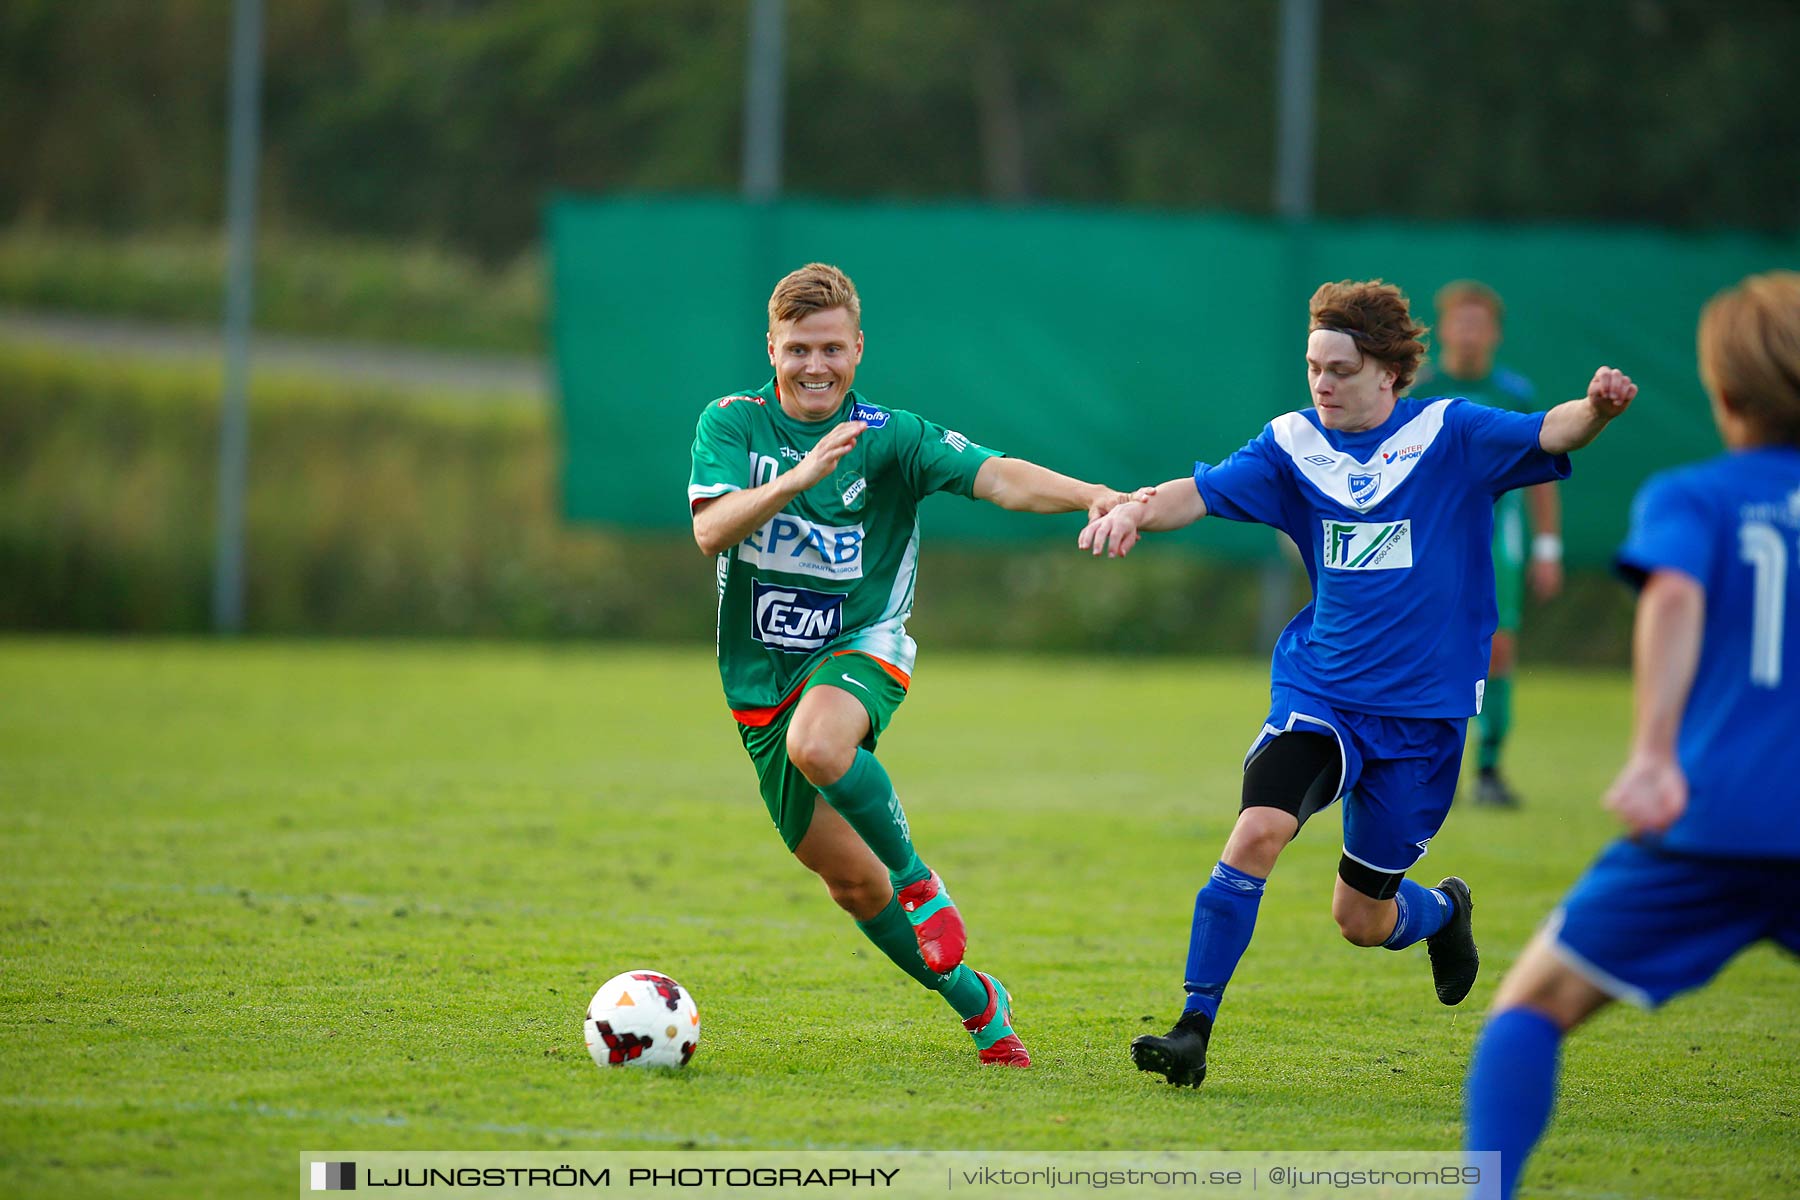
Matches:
[1539,366,1637,455]
[1527,481,1563,599]
[1603,568,1703,836]
[1078,477,1208,557]
[972,456,1149,518]
[692,420,864,555]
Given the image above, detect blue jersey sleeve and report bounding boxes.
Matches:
[1454,400,1571,494]
[1194,425,1292,529]
[1614,470,1716,590]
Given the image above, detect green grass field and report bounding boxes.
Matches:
[2,640,1794,1198]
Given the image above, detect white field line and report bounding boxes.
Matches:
[0,1094,779,1148]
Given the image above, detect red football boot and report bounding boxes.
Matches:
[896,869,966,973]
[964,971,1030,1067]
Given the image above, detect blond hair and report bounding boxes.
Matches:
[1698,270,1800,447]
[768,263,861,329]
[1309,279,1430,392]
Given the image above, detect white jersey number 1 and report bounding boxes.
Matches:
[1739,520,1790,689]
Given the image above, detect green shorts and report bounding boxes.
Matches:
[735,651,909,852]
[1492,492,1526,633]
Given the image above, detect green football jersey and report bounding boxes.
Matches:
[1415,363,1540,560]
[687,380,1002,715]
[1414,363,1536,416]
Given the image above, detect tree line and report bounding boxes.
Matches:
[3,0,1796,259]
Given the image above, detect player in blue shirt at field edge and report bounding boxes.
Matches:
[1079,279,1637,1088]
[1464,271,1800,1198]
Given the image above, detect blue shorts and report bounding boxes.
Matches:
[1248,686,1468,876]
[1547,839,1800,1008]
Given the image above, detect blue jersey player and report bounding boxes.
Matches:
[1464,271,1800,1198]
[1079,279,1637,1088]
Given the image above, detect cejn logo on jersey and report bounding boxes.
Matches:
[751,581,845,652]
[1321,519,1413,570]
[738,514,865,580]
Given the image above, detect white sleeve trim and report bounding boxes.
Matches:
[687,482,741,506]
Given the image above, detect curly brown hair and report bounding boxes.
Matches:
[1309,279,1430,392]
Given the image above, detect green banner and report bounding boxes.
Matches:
[551,194,1795,564]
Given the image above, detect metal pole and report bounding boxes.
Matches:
[1261,0,1321,653]
[1274,0,1320,220]
[741,0,785,200]
[212,0,263,633]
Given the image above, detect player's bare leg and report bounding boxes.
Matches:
[785,686,868,790]
[1332,873,1478,1005]
[1221,806,1299,878]
[793,798,891,921]
[1331,879,1398,947]
[1490,932,1611,1028]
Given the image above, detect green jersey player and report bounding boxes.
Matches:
[1415,281,1563,808]
[688,263,1142,1067]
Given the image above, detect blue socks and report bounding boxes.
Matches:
[1181,861,1267,1020]
[1466,1007,1563,1200]
[1181,866,1452,1022]
[1381,877,1455,949]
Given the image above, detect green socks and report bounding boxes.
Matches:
[827,750,980,1017]
[854,897,988,1020]
[1478,674,1513,772]
[938,967,989,1022]
[817,748,928,888]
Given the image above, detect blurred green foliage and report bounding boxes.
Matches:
[0,341,692,636]
[0,340,1635,660]
[3,0,1796,259]
[0,227,542,352]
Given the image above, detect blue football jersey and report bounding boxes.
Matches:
[1615,446,1800,858]
[1195,397,1570,717]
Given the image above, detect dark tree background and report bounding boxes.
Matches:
[3,0,1796,258]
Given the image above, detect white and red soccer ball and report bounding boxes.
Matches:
[583,970,699,1069]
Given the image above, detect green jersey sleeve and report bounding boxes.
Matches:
[687,394,759,511]
[887,408,1002,500]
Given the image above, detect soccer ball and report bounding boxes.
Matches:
[583,969,700,1069]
